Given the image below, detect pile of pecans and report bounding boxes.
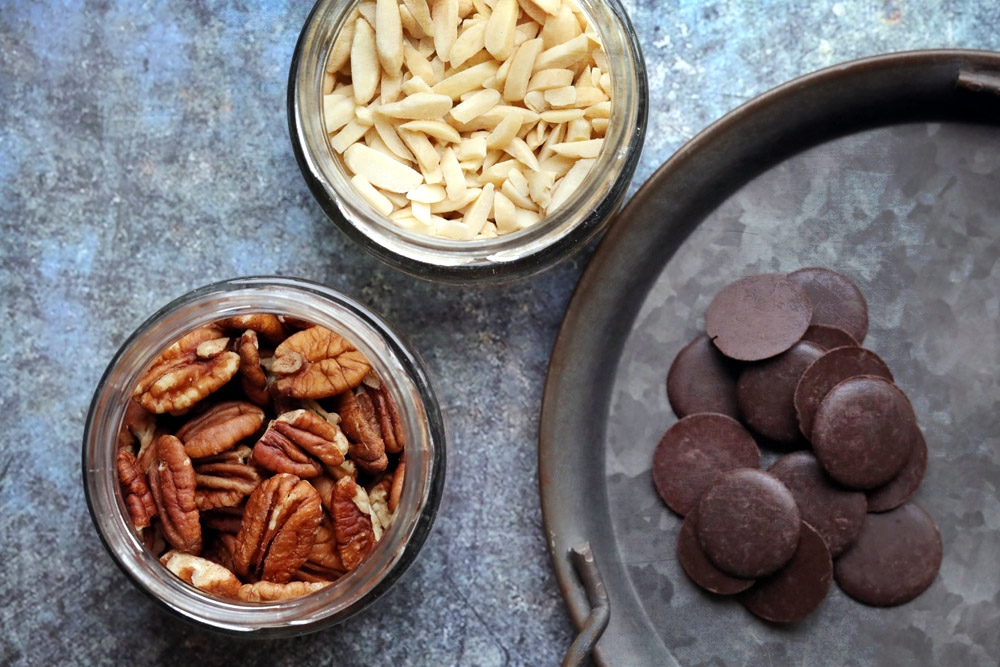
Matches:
[115,314,406,602]
[324,0,613,239]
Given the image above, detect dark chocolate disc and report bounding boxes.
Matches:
[696,469,801,578]
[787,267,869,343]
[739,521,833,623]
[737,341,824,444]
[666,334,741,420]
[705,274,812,362]
[811,376,916,489]
[834,502,942,607]
[677,506,755,595]
[794,346,894,438]
[866,428,928,512]
[767,451,867,556]
[651,413,761,516]
[800,324,859,350]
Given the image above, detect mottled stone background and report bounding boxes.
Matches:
[1,1,998,666]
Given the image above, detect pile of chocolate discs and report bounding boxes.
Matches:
[652,268,942,623]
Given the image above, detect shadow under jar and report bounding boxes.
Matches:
[83,277,445,636]
[288,0,648,282]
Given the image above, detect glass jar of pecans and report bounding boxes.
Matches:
[289,0,647,282]
[83,277,445,636]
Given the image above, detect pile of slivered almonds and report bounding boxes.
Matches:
[323,0,613,240]
[116,316,405,602]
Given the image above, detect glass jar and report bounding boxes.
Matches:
[288,0,648,282]
[82,277,445,636]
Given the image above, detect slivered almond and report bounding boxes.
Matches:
[526,168,555,207]
[431,60,499,98]
[324,95,356,133]
[591,117,608,135]
[450,88,502,124]
[380,70,402,103]
[399,120,462,144]
[351,174,395,215]
[564,117,591,142]
[430,187,481,213]
[398,4,425,39]
[533,34,589,72]
[539,3,580,49]
[479,159,519,186]
[379,92,453,119]
[344,143,424,193]
[351,18,380,104]
[503,38,544,102]
[455,135,487,162]
[485,112,522,150]
[402,0,435,35]
[540,108,584,123]
[515,206,542,228]
[503,137,540,172]
[411,199,432,224]
[327,12,358,73]
[484,0,518,61]
[440,146,467,201]
[493,190,518,233]
[463,183,495,237]
[523,90,547,113]
[548,157,594,209]
[401,74,434,95]
[550,138,603,159]
[584,100,611,119]
[398,128,441,174]
[431,0,459,62]
[526,0,561,15]
[501,177,536,210]
[544,85,576,107]
[449,20,487,68]
[526,67,573,92]
[375,0,404,76]
[518,0,548,24]
[406,183,447,203]
[515,20,541,44]
[373,111,416,162]
[572,86,607,108]
[331,119,372,153]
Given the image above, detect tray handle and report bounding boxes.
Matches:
[562,543,610,667]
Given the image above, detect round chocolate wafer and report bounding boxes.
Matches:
[866,428,928,513]
[739,521,833,623]
[737,341,824,444]
[705,274,812,362]
[768,451,867,556]
[794,346,894,438]
[696,469,801,578]
[666,334,741,420]
[834,502,942,607]
[677,506,755,595]
[787,267,869,343]
[811,376,916,489]
[651,413,761,516]
[801,324,859,350]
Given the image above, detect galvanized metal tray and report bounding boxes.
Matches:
[540,50,1000,666]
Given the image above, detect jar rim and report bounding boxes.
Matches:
[288,0,649,282]
[82,276,446,635]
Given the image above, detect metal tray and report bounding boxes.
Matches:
[540,50,1000,666]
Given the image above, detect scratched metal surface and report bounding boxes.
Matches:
[606,122,1000,665]
[2,0,1000,665]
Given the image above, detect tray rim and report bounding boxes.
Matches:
[538,48,1000,666]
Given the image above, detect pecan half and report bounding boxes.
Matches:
[331,476,376,571]
[117,448,157,530]
[176,400,265,459]
[336,387,388,474]
[364,375,406,454]
[148,435,202,554]
[134,327,240,415]
[271,326,370,399]
[238,580,330,602]
[251,410,348,478]
[217,314,286,346]
[194,458,263,511]
[236,330,271,407]
[234,473,323,584]
[161,551,242,599]
[302,514,347,579]
[118,398,157,452]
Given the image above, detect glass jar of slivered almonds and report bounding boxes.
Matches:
[83,277,445,636]
[289,0,647,282]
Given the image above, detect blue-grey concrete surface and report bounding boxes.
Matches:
[1,1,998,665]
